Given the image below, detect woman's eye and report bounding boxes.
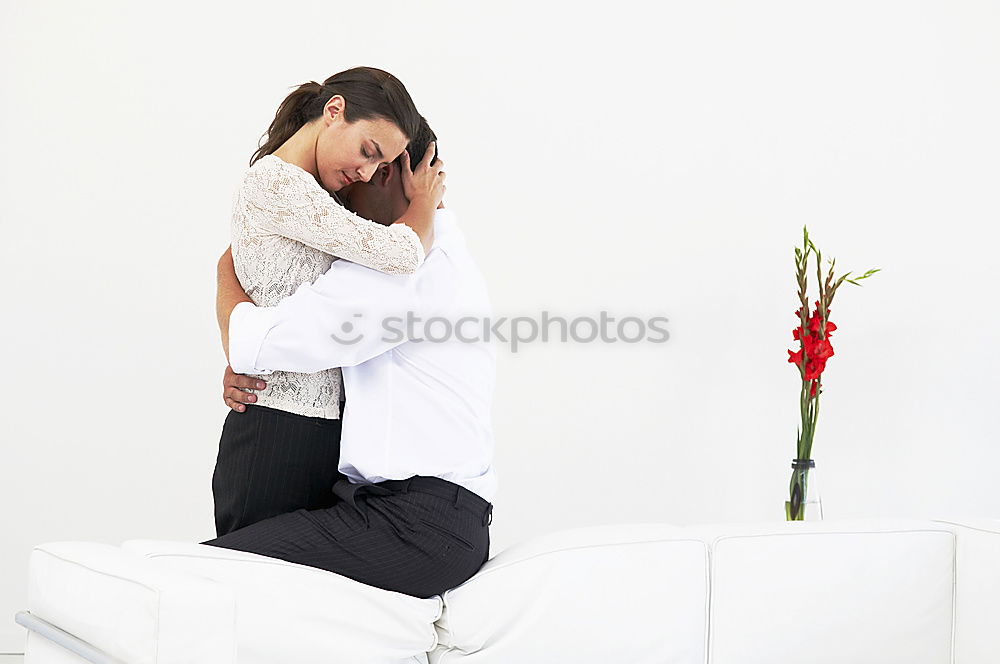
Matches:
[361,148,371,159]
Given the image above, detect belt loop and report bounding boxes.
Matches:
[402,476,413,493]
[332,479,374,528]
[452,485,461,509]
[483,504,493,527]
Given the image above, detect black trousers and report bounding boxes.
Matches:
[206,404,493,599]
[211,404,348,536]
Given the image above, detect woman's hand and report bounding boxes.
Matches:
[394,142,444,254]
[223,364,266,413]
[400,142,446,208]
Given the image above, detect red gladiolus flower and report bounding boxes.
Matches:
[803,357,828,381]
[787,348,803,365]
[809,312,836,339]
[803,337,834,379]
[787,304,836,382]
[803,335,834,360]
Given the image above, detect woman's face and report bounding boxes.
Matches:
[315,96,408,193]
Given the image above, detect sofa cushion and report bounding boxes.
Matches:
[122,540,441,664]
[27,542,236,664]
[431,523,707,663]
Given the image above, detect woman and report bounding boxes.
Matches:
[212,66,446,536]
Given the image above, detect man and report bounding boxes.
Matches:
[205,126,497,599]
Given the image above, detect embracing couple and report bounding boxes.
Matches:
[205,66,496,599]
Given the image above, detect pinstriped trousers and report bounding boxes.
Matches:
[211,404,348,536]
[205,403,492,599]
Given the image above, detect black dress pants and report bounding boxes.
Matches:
[206,403,493,599]
[212,404,348,536]
[201,474,492,599]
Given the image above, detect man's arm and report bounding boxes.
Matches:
[227,248,456,375]
[216,247,253,364]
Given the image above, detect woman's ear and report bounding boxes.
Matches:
[324,95,346,124]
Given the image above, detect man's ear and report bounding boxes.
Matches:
[375,162,395,188]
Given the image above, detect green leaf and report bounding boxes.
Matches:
[846,267,881,286]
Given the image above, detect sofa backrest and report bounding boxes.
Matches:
[930,518,1000,664]
[432,518,1000,664]
[688,519,957,664]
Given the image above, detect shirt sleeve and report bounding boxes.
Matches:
[228,301,279,375]
[228,254,458,374]
[243,165,424,274]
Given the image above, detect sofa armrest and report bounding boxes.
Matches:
[24,542,236,664]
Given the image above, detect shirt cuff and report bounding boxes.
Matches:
[228,301,279,375]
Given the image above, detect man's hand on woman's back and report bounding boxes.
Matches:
[222,364,266,413]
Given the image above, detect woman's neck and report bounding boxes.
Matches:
[272,123,321,183]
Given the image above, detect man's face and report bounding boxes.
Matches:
[339,162,401,226]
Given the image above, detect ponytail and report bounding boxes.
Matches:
[249,81,324,167]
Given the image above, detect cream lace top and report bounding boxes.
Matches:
[230,154,425,419]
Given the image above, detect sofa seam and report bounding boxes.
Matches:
[33,547,162,597]
[710,527,956,546]
[704,541,713,664]
[950,530,957,664]
[931,519,1000,535]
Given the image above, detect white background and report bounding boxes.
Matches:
[2,0,998,653]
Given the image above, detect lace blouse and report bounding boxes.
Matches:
[230,154,424,419]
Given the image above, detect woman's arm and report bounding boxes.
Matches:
[216,247,252,364]
[247,178,426,275]
[247,144,445,274]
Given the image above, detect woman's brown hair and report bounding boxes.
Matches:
[250,67,422,167]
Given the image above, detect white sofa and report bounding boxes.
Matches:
[15,517,1000,664]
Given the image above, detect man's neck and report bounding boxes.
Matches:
[389,195,409,223]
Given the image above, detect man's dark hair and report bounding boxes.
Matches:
[400,116,438,168]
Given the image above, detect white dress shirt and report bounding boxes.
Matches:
[228,209,498,503]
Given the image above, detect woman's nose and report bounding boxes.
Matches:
[358,163,378,182]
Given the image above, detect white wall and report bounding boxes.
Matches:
[2,0,998,652]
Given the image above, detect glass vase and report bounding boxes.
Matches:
[785,458,824,521]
